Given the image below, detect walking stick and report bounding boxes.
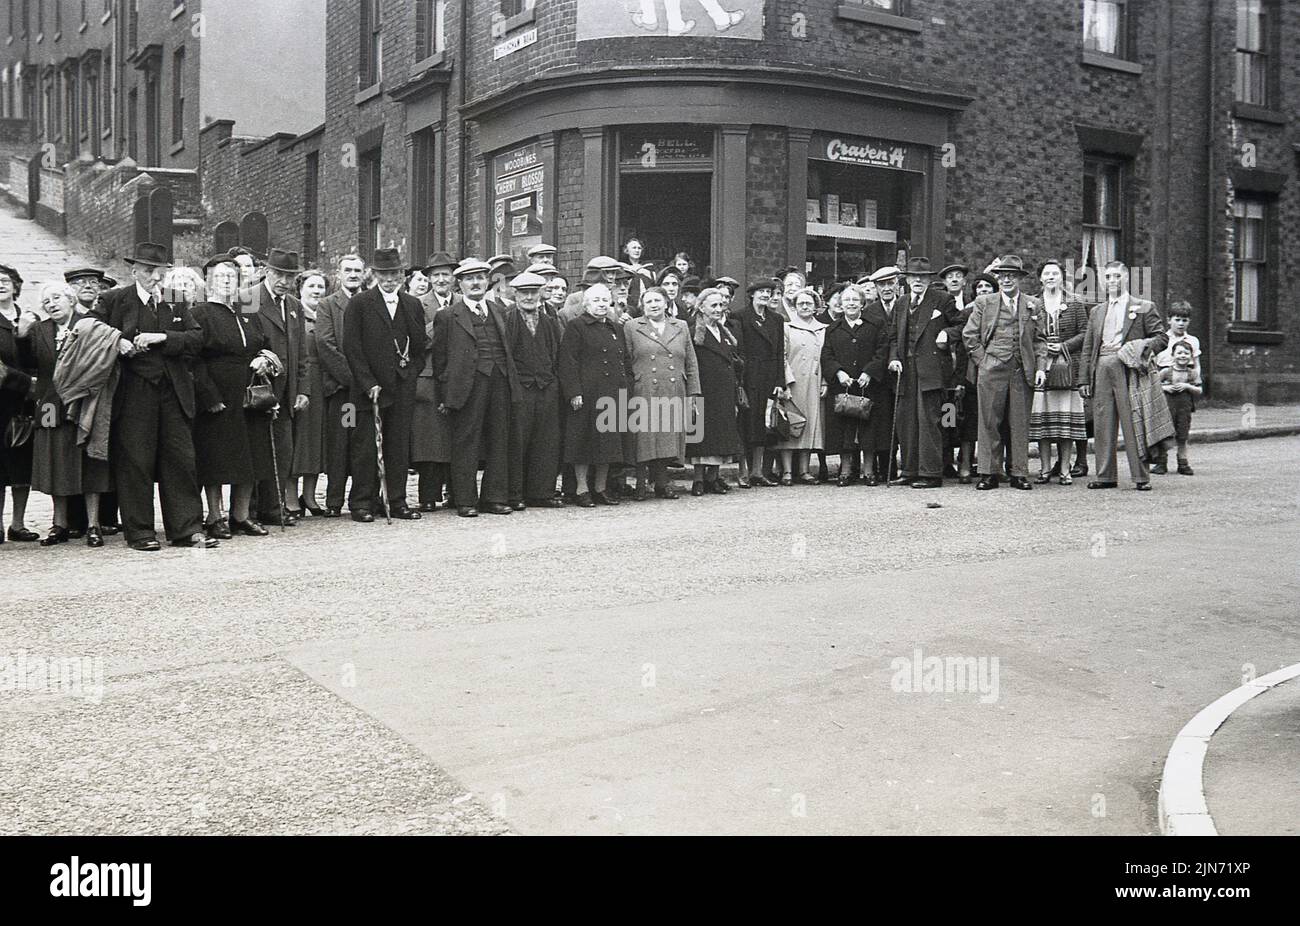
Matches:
[268,407,285,532]
[372,395,392,525]
[887,367,903,481]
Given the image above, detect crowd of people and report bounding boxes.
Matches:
[0,237,1200,551]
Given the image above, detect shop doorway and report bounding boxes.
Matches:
[618,172,712,277]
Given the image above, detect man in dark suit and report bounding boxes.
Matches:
[961,255,1049,490]
[93,243,213,550]
[506,271,564,509]
[239,248,312,525]
[341,247,426,521]
[432,257,522,517]
[313,253,367,516]
[862,265,905,482]
[886,258,965,489]
[413,250,457,510]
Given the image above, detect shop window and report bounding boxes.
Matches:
[615,127,713,274]
[358,146,382,260]
[1235,0,1271,107]
[490,140,545,263]
[1081,157,1126,275]
[1232,196,1270,325]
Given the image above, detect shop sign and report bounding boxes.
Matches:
[492,141,545,258]
[618,129,714,171]
[809,132,924,172]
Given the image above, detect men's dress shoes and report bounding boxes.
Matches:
[1177,463,1194,476]
[457,506,479,517]
[390,507,422,520]
[86,526,104,548]
[129,539,161,552]
[1150,462,1167,475]
[691,481,706,497]
[6,526,38,542]
[1086,481,1118,489]
[593,491,620,507]
[67,528,86,539]
[206,520,233,540]
[911,478,942,489]
[231,519,268,537]
[480,503,513,515]
[888,476,912,487]
[975,476,1000,490]
[863,473,880,486]
[350,511,375,523]
[654,485,679,500]
[419,502,438,512]
[528,497,565,508]
[169,533,219,548]
[632,486,650,502]
[100,524,121,535]
[1134,482,1152,491]
[957,474,972,485]
[259,513,296,527]
[1008,476,1033,490]
[39,526,70,546]
[837,474,854,487]
[572,493,595,509]
[708,479,730,494]
[510,500,528,511]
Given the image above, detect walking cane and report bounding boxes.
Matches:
[372,395,392,525]
[887,367,903,482]
[268,407,285,532]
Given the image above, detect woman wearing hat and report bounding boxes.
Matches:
[192,255,279,538]
[687,287,744,495]
[775,287,828,484]
[0,263,39,542]
[655,265,691,326]
[731,278,785,488]
[821,284,889,486]
[289,270,331,513]
[1029,259,1088,485]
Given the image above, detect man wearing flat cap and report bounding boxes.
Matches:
[433,257,522,516]
[93,243,212,550]
[564,256,623,320]
[862,265,905,482]
[526,243,557,267]
[342,247,427,520]
[961,254,1049,490]
[240,247,312,524]
[488,254,517,309]
[506,271,565,509]
[411,250,458,510]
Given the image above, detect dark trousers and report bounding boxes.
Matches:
[416,462,448,506]
[254,412,293,519]
[450,369,512,508]
[898,365,946,479]
[67,491,119,531]
[324,389,353,509]
[510,382,561,502]
[977,358,1031,478]
[111,373,203,544]
[349,381,416,512]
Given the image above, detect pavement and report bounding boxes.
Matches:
[2,433,1297,835]
[0,199,108,297]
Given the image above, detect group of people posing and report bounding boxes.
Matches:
[0,238,1201,551]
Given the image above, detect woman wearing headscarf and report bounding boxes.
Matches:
[19,283,114,547]
[687,287,744,495]
[1029,259,1089,485]
[821,284,888,486]
[0,262,37,542]
[623,286,699,500]
[289,270,330,514]
[775,288,827,483]
[191,255,280,538]
[559,283,633,507]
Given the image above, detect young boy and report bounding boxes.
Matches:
[1152,341,1202,475]
[1156,300,1201,376]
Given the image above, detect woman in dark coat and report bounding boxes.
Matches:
[821,284,889,486]
[731,279,784,487]
[687,287,744,495]
[22,283,114,547]
[290,270,329,513]
[559,283,633,507]
[951,272,998,482]
[192,256,277,539]
[0,262,37,542]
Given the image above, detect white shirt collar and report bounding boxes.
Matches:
[135,282,155,305]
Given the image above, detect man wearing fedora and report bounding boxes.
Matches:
[313,252,367,516]
[886,257,964,488]
[342,247,426,520]
[240,248,311,525]
[412,250,458,511]
[94,243,213,550]
[961,255,1049,490]
[432,257,522,517]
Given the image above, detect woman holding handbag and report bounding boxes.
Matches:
[774,288,827,484]
[821,284,887,486]
[0,263,37,542]
[1028,259,1088,485]
[192,256,281,538]
[686,287,744,495]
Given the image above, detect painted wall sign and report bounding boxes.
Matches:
[809,132,925,173]
[492,141,545,259]
[618,129,714,171]
[577,0,763,41]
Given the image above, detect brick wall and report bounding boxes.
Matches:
[746,125,788,281]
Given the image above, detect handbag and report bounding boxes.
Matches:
[766,395,788,439]
[4,413,33,448]
[243,371,278,413]
[833,383,874,420]
[1044,341,1073,390]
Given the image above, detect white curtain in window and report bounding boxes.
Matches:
[1237,266,1260,322]
[1237,0,1263,51]
[1084,0,1121,55]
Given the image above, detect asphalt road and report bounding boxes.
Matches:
[2,435,1298,835]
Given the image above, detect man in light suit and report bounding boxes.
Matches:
[239,248,311,525]
[886,257,964,488]
[961,254,1048,490]
[341,247,427,520]
[432,258,523,517]
[313,253,367,516]
[1078,259,1167,490]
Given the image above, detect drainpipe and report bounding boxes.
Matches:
[1202,0,1217,396]
[456,0,469,253]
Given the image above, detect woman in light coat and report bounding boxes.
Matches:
[623,286,699,500]
[775,287,827,484]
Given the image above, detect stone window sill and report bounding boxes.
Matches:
[502,7,536,33]
[171,4,186,20]
[412,51,445,73]
[1232,102,1286,125]
[355,82,383,105]
[101,10,112,24]
[835,4,923,33]
[169,139,185,156]
[1226,326,1283,345]
[1081,49,1142,74]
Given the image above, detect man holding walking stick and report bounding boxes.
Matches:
[341,248,426,522]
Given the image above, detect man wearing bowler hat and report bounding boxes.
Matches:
[433,257,522,517]
[93,242,213,550]
[506,271,565,509]
[241,247,312,524]
[886,257,964,488]
[412,250,458,510]
[342,247,426,520]
[961,254,1049,490]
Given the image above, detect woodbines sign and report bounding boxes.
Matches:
[809,133,924,173]
[492,142,545,258]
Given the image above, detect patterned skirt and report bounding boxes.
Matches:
[1029,387,1087,441]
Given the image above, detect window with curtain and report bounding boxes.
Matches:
[1083,0,1126,57]
[1235,0,1268,105]
[1233,198,1267,324]
[415,0,446,60]
[358,147,382,260]
[1082,158,1123,275]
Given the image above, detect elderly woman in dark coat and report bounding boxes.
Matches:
[559,283,633,508]
[192,256,279,539]
[623,286,699,501]
[731,279,784,487]
[0,262,38,542]
[821,284,889,486]
[688,287,744,495]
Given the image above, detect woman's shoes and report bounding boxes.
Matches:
[39,526,70,546]
[1058,474,1073,486]
[300,494,324,517]
[6,525,38,542]
[779,475,793,486]
[751,475,777,487]
[654,485,679,500]
[573,492,596,508]
[595,490,621,506]
[691,481,706,496]
[707,479,730,495]
[86,526,104,548]
[632,485,650,502]
[1035,472,1051,484]
[797,473,818,485]
[206,519,233,540]
[736,476,751,489]
[957,473,972,485]
[230,519,268,537]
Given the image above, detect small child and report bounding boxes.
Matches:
[1156,300,1202,377]
[1152,342,1202,475]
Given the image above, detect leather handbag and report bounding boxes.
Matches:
[833,383,874,420]
[1044,341,1073,390]
[243,371,278,413]
[4,413,33,448]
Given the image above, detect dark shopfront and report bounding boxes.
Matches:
[464,67,969,284]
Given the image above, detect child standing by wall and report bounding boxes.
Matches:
[1152,342,1202,475]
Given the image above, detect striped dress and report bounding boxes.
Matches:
[1028,296,1088,441]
